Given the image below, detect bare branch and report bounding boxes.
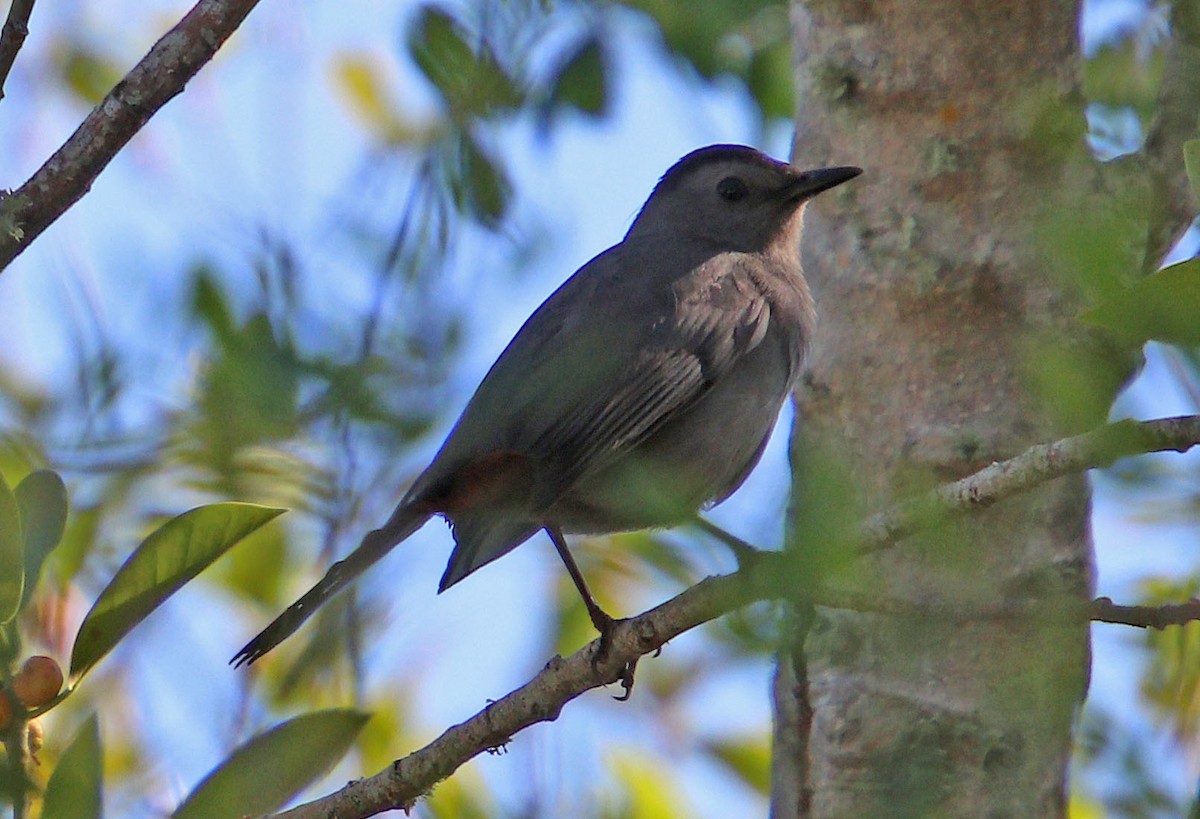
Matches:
[268,414,1200,819]
[0,0,262,272]
[857,415,1200,553]
[1090,595,1200,629]
[820,588,1200,630]
[272,568,767,818]
[0,0,35,100]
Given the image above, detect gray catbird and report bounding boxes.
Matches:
[232,144,860,668]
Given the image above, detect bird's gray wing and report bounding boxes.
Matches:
[421,240,782,587]
[525,258,775,488]
[422,240,776,496]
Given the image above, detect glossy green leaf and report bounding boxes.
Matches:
[172,709,370,818]
[70,503,286,679]
[42,714,103,819]
[0,473,23,623]
[1184,139,1200,201]
[16,469,68,610]
[1082,258,1200,346]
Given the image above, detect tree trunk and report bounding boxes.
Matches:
[776,1,1091,816]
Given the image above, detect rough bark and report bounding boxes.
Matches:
[779,1,1091,816]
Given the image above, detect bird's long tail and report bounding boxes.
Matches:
[230,503,431,667]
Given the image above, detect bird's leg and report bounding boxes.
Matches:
[546,526,636,697]
[693,516,765,571]
[547,525,616,636]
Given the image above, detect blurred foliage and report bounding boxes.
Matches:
[51,42,122,106]
[1084,37,1165,125]
[39,715,102,819]
[1064,5,1200,813]
[1084,258,1200,347]
[173,709,370,817]
[2,0,795,814]
[1137,576,1200,743]
[605,751,692,819]
[620,0,794,120]
[1074,707,1186,819]
[703,734,771,795]
[0,0,1197,816]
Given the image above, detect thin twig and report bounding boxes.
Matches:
[269,414,1200,819]
[0,0,263,272]
[818,588,1200,630]
[0,0,35,100]
[857,415,1200,554]
[1090,596,1200,629]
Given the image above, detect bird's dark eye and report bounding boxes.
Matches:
[716,176,749,202]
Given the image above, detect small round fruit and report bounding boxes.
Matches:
[12,656,64,708]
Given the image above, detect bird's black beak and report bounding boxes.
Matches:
[784,166,862,201]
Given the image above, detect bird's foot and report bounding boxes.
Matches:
[587,609,639,701]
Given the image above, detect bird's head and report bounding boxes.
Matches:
[626,144,861,254]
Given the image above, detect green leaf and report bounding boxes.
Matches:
[458,135,510,225]
[1083,38,1163,121]
[1082,258,1200,346]
[409,7,472,94]
[424,772,493,819]
[16,469,68,611]
[42,715,103,819]
[747,40,793,121]
[70,503,286,679]
[609,751,691,819]
[551,37,608,116]
[172,709,370,818]
[54,43,122,105]
[1021,332,1135,431]
[190,267,236,344]
[0,473,23,623]
[407,6,521,118]
[1184,139,1200,201]
[52,504,99,588]
[332,54,426,144]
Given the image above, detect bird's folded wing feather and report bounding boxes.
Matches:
[415,240,776,505]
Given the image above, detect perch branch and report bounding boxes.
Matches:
[269,414,1200,819]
